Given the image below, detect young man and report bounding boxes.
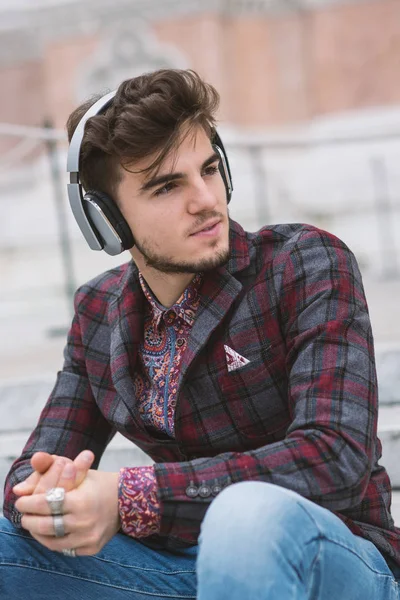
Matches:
[1,69,400,599]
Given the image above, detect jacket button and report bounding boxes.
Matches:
[11,511,22,524]
[198,482,212,498]
[186,482,199,498]
[211,483,223,496]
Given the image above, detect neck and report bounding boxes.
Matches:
[134,262,195,308]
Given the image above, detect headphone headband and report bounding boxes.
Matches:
[67,90,116,177]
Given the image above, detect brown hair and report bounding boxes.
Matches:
[66,69,220,201]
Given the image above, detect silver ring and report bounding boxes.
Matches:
[46,487,65,515]
[62,548,76,558]
[53,514,66,538]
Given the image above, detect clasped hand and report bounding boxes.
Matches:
[13,451,120,556]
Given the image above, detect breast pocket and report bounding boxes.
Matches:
[218,341,290,441]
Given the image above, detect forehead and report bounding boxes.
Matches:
[164,127,213,169]
[142,126,213,174]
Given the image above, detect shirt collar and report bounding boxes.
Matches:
[139,272,203,328]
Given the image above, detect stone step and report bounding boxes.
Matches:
[377,405,400,490]
[391,491,400,527]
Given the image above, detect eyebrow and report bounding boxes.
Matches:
[139,151,220,193]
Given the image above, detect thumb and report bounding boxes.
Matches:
[30,452,54,474]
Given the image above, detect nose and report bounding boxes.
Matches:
[187,177,218,214]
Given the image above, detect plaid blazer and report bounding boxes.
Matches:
[4,220,400,567]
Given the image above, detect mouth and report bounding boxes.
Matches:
[190,219,222,236]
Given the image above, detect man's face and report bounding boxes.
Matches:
[117,125,230,274]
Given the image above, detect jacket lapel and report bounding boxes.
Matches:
[108,261,148,436]
[178,269,243,385]
[178,220,251,385]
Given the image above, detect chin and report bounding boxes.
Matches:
[191,246,230,272]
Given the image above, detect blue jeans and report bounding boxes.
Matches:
[0,481,399,599]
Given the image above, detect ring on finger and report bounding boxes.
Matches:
[53,514,66,538]
[62,548,76,558]
[46,487,65,515]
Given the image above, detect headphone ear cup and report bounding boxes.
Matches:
[83,190,134,252]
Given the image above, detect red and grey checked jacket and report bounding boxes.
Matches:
[4,220,400,567]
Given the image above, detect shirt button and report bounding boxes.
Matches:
[176,338,185,347]
[186,482,199,498]
[198,482,212,498]
[163,310,176,325]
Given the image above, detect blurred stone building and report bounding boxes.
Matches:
[1,0,400,138]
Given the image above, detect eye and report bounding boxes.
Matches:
[203,164,220,177]
[153,181,177,197]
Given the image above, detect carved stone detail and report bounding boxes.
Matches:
[76,18,188,101]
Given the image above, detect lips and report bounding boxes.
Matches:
[191,219,221,235]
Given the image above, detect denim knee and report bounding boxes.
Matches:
[0,516,36,559]
[200,481,313,543]
[197,481,322,598]
[197,483,399,600]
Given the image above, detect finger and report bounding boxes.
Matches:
[73,451,95,487]
[31,452,54,474]
[29,529,96,557]
[28,529,77,553]
[15,491,52,516]
[20,513,78,537]
[33,457,67,494]
[14,452,94,498]
[13,471,41,496]
[56,461,77,493]
[15,486,76,516]
[42,451,94,493]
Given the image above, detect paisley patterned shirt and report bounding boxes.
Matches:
[118,273,202,538]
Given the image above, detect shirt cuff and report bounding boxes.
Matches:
[118,465,161,538]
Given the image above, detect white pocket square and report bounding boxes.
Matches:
[224,345,250,372]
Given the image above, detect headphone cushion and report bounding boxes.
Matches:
[84,190,134,250]
[212,134,232,204]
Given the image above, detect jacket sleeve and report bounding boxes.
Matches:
[3,288,115,527]
[153,228,378,546]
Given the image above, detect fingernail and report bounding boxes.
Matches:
[13,482,25,490]
[63,463,74,478]
[81,451,93,463]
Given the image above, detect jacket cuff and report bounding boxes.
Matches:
[118,465,161,538]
